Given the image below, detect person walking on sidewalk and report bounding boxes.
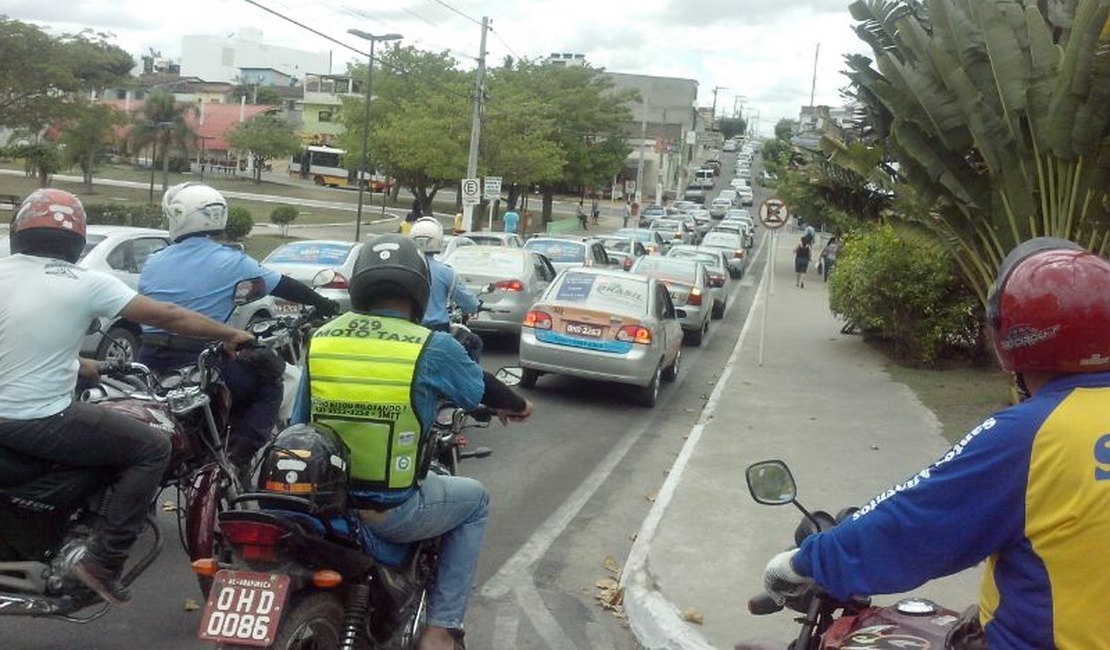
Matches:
[503,208,520,235]
[591,196,601,226]
[794,237,811,288]
[820,236,840,282]
[762,237,1110,650]
[622,199,632,228]
[577,201,589,230]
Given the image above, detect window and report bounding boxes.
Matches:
[131,238,169,272]
[318,110,333,123]
[532,253,555,281]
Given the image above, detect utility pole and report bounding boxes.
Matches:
[710,86,728,130]
[634,107,647,206]
[463,16,490,232]
[810,43,821,107]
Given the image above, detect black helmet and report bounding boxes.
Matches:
[348,234,431,321]
[258,424,350,514]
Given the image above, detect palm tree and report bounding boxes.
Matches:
[131,90,196,192]
[843,0,1110,303]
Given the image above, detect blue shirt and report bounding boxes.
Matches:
[139,237,281,331]
[291,310,485,505]
[503,210,520,233]
[422,253,478,328]
[793,372,1110,649]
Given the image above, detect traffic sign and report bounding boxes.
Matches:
[483,176,502,200]
[461,178,481,206]
[758,198,790,230]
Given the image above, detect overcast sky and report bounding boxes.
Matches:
[6,0,869,136]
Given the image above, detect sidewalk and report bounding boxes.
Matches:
[622,232,982,649]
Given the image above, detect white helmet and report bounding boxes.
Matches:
[163,183,228,242]
[410,216,444,253]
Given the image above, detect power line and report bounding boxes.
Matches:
[242,0,371,58]
[429,0,483,27]
[489,27,520,61]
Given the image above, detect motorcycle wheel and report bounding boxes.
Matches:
[253,592,347,650]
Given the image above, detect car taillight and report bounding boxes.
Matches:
[220,520,284,562]
[616,324,652,345]
[708,274,725,288]
[319,272,349,290]
[734,249,745,259]
[523,310,552,330]
[495,279,524,292]
[687,288,703,306]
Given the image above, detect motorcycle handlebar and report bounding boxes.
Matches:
[747,593,784,616]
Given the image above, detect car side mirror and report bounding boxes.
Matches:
[746,460,798,506]
[233,277,267,306]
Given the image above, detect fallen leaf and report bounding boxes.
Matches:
[629,532,638,542]
[183,598,200,611]
[682,607,704,625]
[161,500,178,512]
[603,555,622,577]
[595,578,619,590]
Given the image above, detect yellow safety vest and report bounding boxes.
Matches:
[308,313,431,492]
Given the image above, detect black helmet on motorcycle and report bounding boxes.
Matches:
[258,424,350,514]
[348,234,431,322]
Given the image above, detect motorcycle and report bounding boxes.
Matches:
[193,403,496,648]
[738,460,967,650]
[448,283,500,363]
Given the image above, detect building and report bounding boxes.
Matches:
[289,74,362,145]
[546,53,587,67]
[181,28,331,84]
[238,67,296,88]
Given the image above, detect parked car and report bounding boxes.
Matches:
[666,245,732,318]
[517,267,685,407]
[630,255,711,345]
[261,240,361,312]
[700,231,749,278]
[442,246,557,336]
[596,235,648,271]
[650,218,696,246]
[523,236,612,273]
[460,231,524,247]
[614,228,670,255]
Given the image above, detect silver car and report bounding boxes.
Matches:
[261,240,361,312]
[517,267,685,407]
[666,245,732,319]
[701,231,749,278]
[459,231,524,247]
[650,218,696,247]
[630,256,711,346]
[523,237,612,273]
[614,228,670,256]
[443,246,557,336]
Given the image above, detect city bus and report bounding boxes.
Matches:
[289,145,393,191]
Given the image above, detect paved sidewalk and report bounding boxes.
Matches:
[622,231,983,649]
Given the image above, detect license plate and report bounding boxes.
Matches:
[198,571,291,647]
[565,322,603,338]
[274,300,302,315]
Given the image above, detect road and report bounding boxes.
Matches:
[2,153,767,649]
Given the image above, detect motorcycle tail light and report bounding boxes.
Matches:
[523,310,552,330]
[191,558,219,576]
[495,279,524,292]
[221,520,284,562]
[312,570,343,589]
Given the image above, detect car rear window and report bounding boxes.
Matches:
[446,248,525,275]
[265,242,355,265]
[525,240,586,263]
[78,234,108,260]
[467,235,505,246]
[704,234,742,248]
[633,257,698,284]
[670,250,719,267]
[550,271,648,315]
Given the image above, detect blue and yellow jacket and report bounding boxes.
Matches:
[793,372,1110,649]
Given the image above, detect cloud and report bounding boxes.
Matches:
[659,0,855,26]
[3,1,159,32]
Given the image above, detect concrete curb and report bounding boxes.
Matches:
[620,244,770,650]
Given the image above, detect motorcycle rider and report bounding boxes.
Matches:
[291,234,533,650]
[0,189,253,605]
[138,183,340,457]
[762,237,1110,649]
[408,216,483,362]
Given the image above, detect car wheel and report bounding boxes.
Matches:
[687,320,707,347]
[712,301,726,320]
[637,364,662,407]
[662,350,681,383]
[98,326,139,363]
[520,368,540,389]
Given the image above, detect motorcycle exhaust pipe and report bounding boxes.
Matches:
[459,447,492,460]
[0,591,76,617]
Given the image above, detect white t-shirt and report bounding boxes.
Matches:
[0,254,137,419]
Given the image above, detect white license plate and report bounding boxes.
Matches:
[566,322,603,338]
[198,571,291,647]
[274,300,302,315]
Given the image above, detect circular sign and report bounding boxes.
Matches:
[758,198,791,230]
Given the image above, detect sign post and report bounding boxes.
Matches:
[461,178,481,231]
[757,197,791,366]
[484,176,502,231]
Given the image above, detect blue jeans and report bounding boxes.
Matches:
[363,473,489,629]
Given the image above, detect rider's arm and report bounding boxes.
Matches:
[481,371,528,413]
[270,275,341,317]
[791,404,1046,601]
[450,272,480,315]
[120,296,253,347]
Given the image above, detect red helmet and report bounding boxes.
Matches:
[9,189,88,263]
[987,237,1110,373]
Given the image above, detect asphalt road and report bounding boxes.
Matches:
[2,153,767,650]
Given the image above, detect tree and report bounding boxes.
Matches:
[230,83,284,106]
[717,116,748,140]
[269,204,298,236]
[4,141,62,186]
[0,18,133,132]
[131,90,196,193]
[61,103,127,188]
[774,118,798,141]
[226,112,300,184]
[846,0,1110,303]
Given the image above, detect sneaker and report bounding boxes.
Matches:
[72,550,130,606]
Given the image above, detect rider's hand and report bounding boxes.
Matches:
[762,549,812,605]
[316,298,341,319]
[495,399,533,425]
[78,357,101,380]
[224,330,256,354]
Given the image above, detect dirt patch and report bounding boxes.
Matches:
[884,362,1012,444]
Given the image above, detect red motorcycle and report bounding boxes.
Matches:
[737,460,968,650]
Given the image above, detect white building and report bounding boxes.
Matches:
[180,28,331,84]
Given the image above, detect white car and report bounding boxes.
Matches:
[737,188,755,206]
[708,197,734,219]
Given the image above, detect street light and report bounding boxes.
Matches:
[347,29,402,243]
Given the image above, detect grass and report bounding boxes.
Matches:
[240,233,297,260]
[884,362,1013,444]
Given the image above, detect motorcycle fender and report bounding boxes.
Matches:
[184,464,222,561]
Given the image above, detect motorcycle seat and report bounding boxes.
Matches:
[266,509,412,568]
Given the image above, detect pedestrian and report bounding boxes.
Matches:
[820,236,840,282]
[591,195,600,226]
[577,201,588,230]
[400,199,421,235]
[622,199,632,229]
[503,207,520,235]
[794,237,811,288]
[631,201,640,227]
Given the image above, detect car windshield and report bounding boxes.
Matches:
[633,257,698,284]
[599,238,634,253]
[524,240,586,263]
[651,220,683,231]
[78,234,108,260]
[446,248,525,274]
[549,271,648,316]
[615,229,655,244]
[466,235,506,246]
[264,242,355,265]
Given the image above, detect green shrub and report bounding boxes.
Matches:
[269,204,298,236]
[84,203,165,229]
[828,225,982,364]
[226,205,254,240]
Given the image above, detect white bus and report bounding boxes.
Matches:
[289,146,393,191]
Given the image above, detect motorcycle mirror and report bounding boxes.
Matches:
[745,460,797,506]
[494,366,523,387]
[233,277,267,306]
[313,269,337,288]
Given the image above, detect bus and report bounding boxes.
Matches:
[289,145,393,191]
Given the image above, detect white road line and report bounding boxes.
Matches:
[491,599,521,649]
[515,582,579,649]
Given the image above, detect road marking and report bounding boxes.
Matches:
[492,599,521,648]
[515,581,578,649]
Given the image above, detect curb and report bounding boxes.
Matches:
[620,237,770,650]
